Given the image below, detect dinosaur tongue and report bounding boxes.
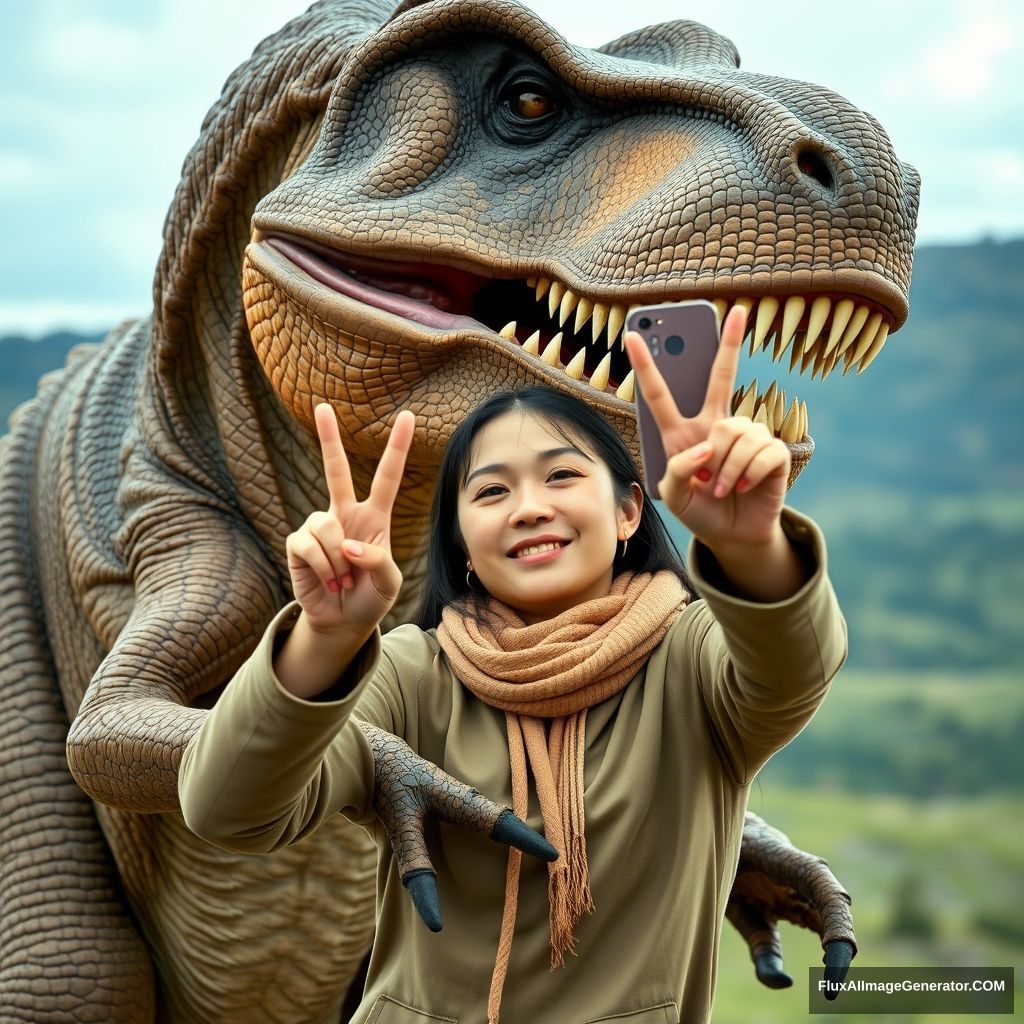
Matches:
[265,236,486,331]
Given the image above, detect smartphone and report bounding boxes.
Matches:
[626,299,720,501]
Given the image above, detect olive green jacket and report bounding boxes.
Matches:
[179,507,847,1024]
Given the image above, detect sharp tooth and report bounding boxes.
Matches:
[835,304,871,357]
[800,334,821,374]
[540,332,563,366]
[773,296,805,360]
[856,322,889,374]
[780,398,801,443]
[823,298,855,357]
[773,387,786,425]
[590,302,610,345]
[799,400,808,440]
[590,351,612,390]
[558,287,580,327]
[607,304,627,349]
[804,296,831,353]
[753,403,770,429]
[548,280,565,319]
[735,379,758,418]
[763,381,778,411]
[499,321,517,340]
[615,369,635,401]
[527,276,537,288]
[713,299,728,326]
[565,346,587,380]
[789,332,806,372]
[731,385,744,413]
[751,297,779,354]
[812,332,840,380]
[522,330,542,355]
[535,277,551,301]
[846,311,883,368]
[574,297,594,334]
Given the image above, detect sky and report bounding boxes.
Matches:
[1,0,1021,336]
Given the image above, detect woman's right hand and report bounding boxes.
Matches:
[286,403,416,638]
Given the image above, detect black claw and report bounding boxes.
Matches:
[823,940,854,998]
[754,952,793,989]
[491,808,559,861]
[402,869,443,932]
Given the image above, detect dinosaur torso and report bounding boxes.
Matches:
[0,0,916,1019]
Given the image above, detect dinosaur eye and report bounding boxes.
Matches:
[492,74,565,144]
[511,89,556,120]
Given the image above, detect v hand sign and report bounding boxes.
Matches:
[285,404,416,638]
[624,307,791,554]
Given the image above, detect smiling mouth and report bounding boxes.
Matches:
[510,540,571,559]
[259,231,899,443]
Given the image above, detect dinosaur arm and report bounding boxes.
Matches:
[66,511,282,814]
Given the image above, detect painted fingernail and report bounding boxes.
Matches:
[696,468,712,482]
[692,442,712,458]
[736,477,749,493]
[713,482,727,498]
[327,579,340,593]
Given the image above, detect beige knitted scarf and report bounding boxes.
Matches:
[436,569,688,1024]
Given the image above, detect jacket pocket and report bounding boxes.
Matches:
[364,993,458,1024]
[582,1002,677,1023]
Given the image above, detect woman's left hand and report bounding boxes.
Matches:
[623,306,790,552]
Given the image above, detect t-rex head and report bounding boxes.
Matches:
[239,0,918,481]
[149,0,918,601]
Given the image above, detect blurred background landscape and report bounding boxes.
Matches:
[3,0,1021,1020]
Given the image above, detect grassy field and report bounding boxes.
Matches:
[710,786,1022,1023]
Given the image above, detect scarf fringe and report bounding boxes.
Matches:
[548,832,595,969]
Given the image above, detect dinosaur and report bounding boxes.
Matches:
[0,0,918,1020]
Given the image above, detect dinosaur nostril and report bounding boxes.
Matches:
[795,147,835,191]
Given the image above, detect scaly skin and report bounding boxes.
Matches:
[0,0,914,1019]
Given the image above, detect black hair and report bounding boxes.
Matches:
[414,385,697,629]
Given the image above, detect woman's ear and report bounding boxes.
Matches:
[620,483,644,537]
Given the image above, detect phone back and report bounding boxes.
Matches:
[626,300,720,500]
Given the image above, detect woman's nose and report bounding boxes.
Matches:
[508,485,554,526]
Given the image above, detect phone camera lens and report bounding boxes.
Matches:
[665,335,685,355]
[637,316,652,330]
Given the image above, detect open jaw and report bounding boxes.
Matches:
[258,231,899,445]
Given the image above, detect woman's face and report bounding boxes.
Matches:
[456,410,642,624]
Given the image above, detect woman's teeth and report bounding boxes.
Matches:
[514,542,565,558]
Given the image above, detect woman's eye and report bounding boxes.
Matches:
[550,469,579,480]
[476,485,505,499]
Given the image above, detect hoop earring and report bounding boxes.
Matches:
[466,562,478,589]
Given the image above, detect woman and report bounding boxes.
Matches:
[179,308,847,1024]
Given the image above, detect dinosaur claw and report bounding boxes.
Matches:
[823,939,855,998]
[490,808,559,861]
[402,868,443,932]
[754,953,793,989]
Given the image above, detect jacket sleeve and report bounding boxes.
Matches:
[677,506,848,786]
[178,599,402,853]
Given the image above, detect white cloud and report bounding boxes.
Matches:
[883,6,1018,103]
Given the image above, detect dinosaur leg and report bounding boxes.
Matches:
[0,413,155,1022]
